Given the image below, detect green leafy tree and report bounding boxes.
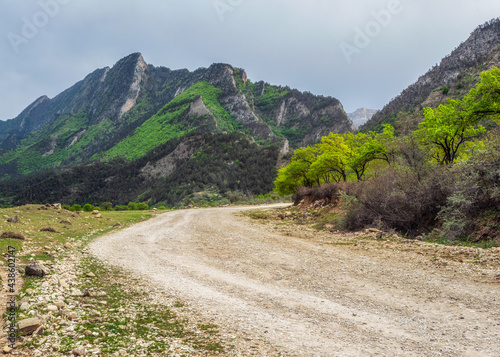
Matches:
[464,67,500,124]
[101,202,113,211]
[83,203,94,212]
[135,202,149,210]
[309,133,349,182]
[417,100,486,165]
[344,126,393,181]
[275,146,321,195]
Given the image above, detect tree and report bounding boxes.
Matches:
[309,133,349,182]
[274,146,321,195]
[417,100,486,165]
[464,67,500,124]
[101,202,113,211]
[275,126,395,194]
[344,126,393,181]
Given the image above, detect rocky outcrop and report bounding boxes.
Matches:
[119,54,148,117]
[205,64,275,140]
[265,92,355,146]
[221,92,275,140]
[141,136,206,179]
[205,63,238,93]
[188,96,212,117]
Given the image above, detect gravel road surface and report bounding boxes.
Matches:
[90,206,500,356]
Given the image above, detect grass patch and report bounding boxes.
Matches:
[0,204,152,264]
[53,256,226,355]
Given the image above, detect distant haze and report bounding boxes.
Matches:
[348,108,379,128]
[1,0,500,120]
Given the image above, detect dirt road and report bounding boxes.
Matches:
[90,206,500,356]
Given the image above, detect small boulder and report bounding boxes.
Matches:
[86,272,95,277]
[3,346,13,354]
[92,210,100,215]
[18,317,42,336]
[40,227,57,233]
[72,346,87,356]
[113,222,121,227]
[94,214,102,219]
[60,220,72,225]
[71,288,82,296]
[54,300,65,309]
[6,216,19,223]
[90,310,101,317]
[25,263,51,277]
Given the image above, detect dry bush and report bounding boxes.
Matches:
[438,133,500,240]
[294,184,340,206]
[340,167,451,234]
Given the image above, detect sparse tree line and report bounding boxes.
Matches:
[61,202,155,212]
[276,68,500,241]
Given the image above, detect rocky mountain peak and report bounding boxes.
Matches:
[204,63,237,92]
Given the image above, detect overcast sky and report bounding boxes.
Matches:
[1,0,500,120]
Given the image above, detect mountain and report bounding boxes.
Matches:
[362,18,500,131]
[0,53,354,206]
[347,108,378,128]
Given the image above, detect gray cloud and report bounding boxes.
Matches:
[1,0,500,119]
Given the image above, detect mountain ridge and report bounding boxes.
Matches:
[0,53,355,206]
[362,18,500,131]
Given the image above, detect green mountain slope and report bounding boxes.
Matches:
[0,53,354,206]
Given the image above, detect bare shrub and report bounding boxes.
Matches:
[312,183,339,204]
[294,187,313,205]
[340,167,451,235]
[294,184,340,206]
[438,133,500,240]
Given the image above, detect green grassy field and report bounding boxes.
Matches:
[0,204,152,265]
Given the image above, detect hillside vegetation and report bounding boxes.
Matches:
[276,68,500,245]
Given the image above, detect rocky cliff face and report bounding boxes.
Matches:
[363,18,500,131]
